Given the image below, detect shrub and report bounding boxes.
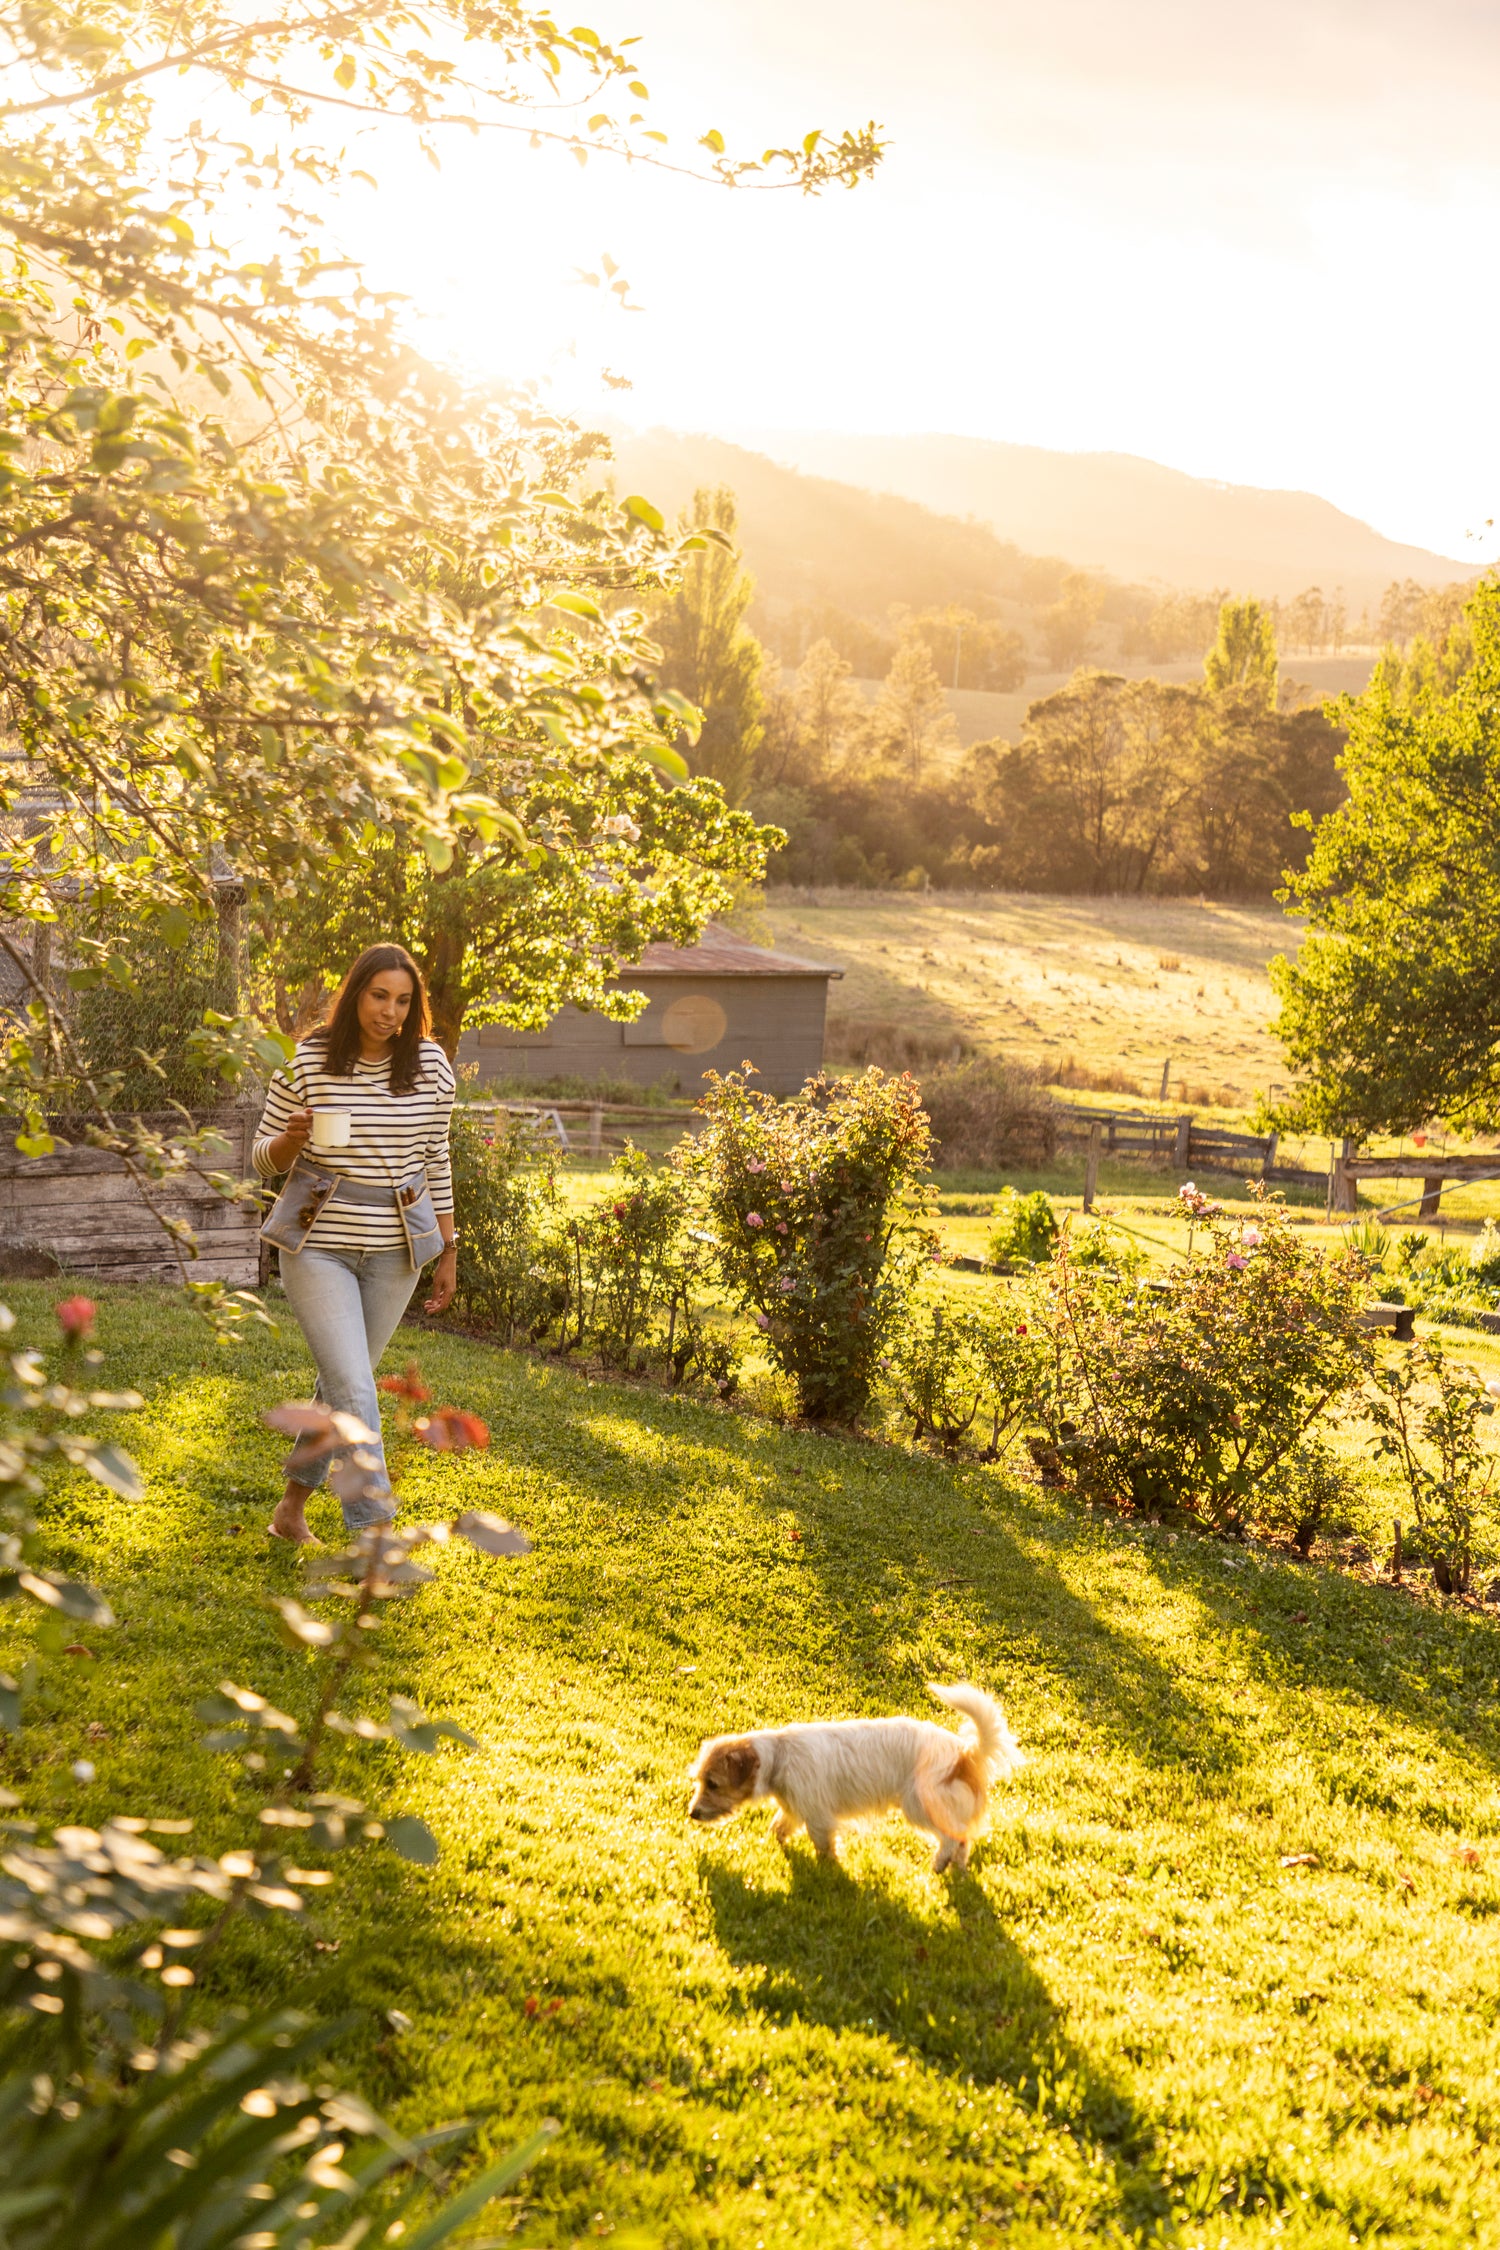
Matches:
[885,1295,1044,1455]
[1027,1190,1372,1528]
[557,1146,734,1390]
[450,1110,566,1343]
[1064,1214,1148,1275]
[987,1187,1059,1267]
[1254,1436,1364,1556]
[684,1067,936,1424]
[920,1055,1058,1170]
[1367,1339,1500,1593]
[1470,1220,1500,1287]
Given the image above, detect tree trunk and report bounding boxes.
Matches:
[424,928,468,1061]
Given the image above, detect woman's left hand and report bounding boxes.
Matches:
[424,1245,457,1315]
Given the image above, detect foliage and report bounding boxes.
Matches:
[556,1148,733,1388]
[1027,1191,1371,1527]
[1252,1435,1363,1557]
[1040,572,1105,672]
[883,1294,1042,1456]
[1203,598,1278,702]
[987,1187,1060,1267]
[683,1067,937,1423]
[450,1110,567,1344]
[650,487,767,807]
[969,674,1342,899]
[1367,1341,1500,1594]
[1063,1215,1148,1276]
[920,1056,1059,1171]
[869,634,959,784]
[0,1297,141,1734]
[0,0,875,1273]
[1270,579,1500,1135]
[0,1971,557,2250]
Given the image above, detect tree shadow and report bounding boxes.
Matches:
[702,1848,1170,2237]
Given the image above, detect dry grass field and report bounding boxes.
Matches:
[766,889,1301,1111]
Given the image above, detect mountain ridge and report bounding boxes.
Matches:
[724,427,1477,609]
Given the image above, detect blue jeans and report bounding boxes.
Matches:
[277,1241,420,1528]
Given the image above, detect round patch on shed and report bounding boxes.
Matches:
[660,994,728,1053]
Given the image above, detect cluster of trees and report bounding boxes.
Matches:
[654,526,1345,900]
[764,662,1342,899]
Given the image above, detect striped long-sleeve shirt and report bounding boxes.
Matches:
[253,1036,456,1252]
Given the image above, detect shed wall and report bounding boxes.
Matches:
[457,974,830,1097]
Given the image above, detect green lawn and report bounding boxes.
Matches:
[4,1283,1500,2248]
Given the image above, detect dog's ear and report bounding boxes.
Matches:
[716,1740,760,1789]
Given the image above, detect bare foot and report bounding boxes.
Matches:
[269,1486,316,1545]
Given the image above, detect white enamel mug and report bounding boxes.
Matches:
[310,1109,352,1150]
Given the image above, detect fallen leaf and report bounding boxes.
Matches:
[1280,1853,1319,1868]
[1454,1845,1482,1867]
[1396,1868,1416,1893]
[63,1643,95,1659]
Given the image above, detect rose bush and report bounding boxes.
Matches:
[683,1067,936,1424]
[1026,1189,1372,1530]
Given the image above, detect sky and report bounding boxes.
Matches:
[320,0,1500,563]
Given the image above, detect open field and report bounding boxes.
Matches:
[767,889,1300,1108]
[5,1284,1500,2247]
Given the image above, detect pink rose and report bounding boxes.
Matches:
[1225,1252,1248,1271]
[746,1212,764,1228]
[746,1157,766,1173]
[776,1221,788,1235]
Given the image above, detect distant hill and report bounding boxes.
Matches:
[607,428,1053,621]
[727,429,1477,611]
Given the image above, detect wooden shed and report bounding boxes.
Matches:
[456,923,843,1098]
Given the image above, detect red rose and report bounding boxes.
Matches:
[55,1296,96,1342]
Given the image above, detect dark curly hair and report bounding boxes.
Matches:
[311,944,431,1095]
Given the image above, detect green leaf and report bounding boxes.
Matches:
[623,493,665,533]
[17,1571,114,1626]
[547,591,603,622]
[401,2124,560,2248]
[385,1814,439,1865]
[80,1442,144,1502]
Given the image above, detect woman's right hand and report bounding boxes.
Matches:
[268,1110,314,1171]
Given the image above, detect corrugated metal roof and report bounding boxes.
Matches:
[630,921,843,979]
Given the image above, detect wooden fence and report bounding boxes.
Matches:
[0,1106,263,1286]
[457,1098,702,1159]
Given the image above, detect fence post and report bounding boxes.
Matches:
[1083,1121,1101,1214]
[1261,1130,1279,1181]
[1159,1057,1170,1101]
[1173,1114,1191,1168]
[588,1104,603,1158]
[1419,1175,1443,1219]
[1333,1135,1359,1214]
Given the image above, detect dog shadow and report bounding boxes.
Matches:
[701,1847,1168,2235]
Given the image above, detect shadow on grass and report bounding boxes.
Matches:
[703,1850,1170,2237]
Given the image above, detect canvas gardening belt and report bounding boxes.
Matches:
[260,1161,444,1270]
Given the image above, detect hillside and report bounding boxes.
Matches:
[760,889,1300,1109]
[609,427,1043,621]
[730,429,1475,610]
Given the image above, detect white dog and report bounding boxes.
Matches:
[688,1682,1023,1872]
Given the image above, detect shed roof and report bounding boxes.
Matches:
[630,922,843,979]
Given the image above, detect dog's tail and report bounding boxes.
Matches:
[928,1681,1025,1779]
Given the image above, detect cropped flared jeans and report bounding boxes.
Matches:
[277,1240,420,1528]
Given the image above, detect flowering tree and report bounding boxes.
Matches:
[683,1068,936,1424]
[0,0,881,1290]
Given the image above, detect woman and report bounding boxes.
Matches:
[255,944,457,1544]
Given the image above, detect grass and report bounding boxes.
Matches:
[766,890,1303,1111]
[5,1281,1500,2248]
